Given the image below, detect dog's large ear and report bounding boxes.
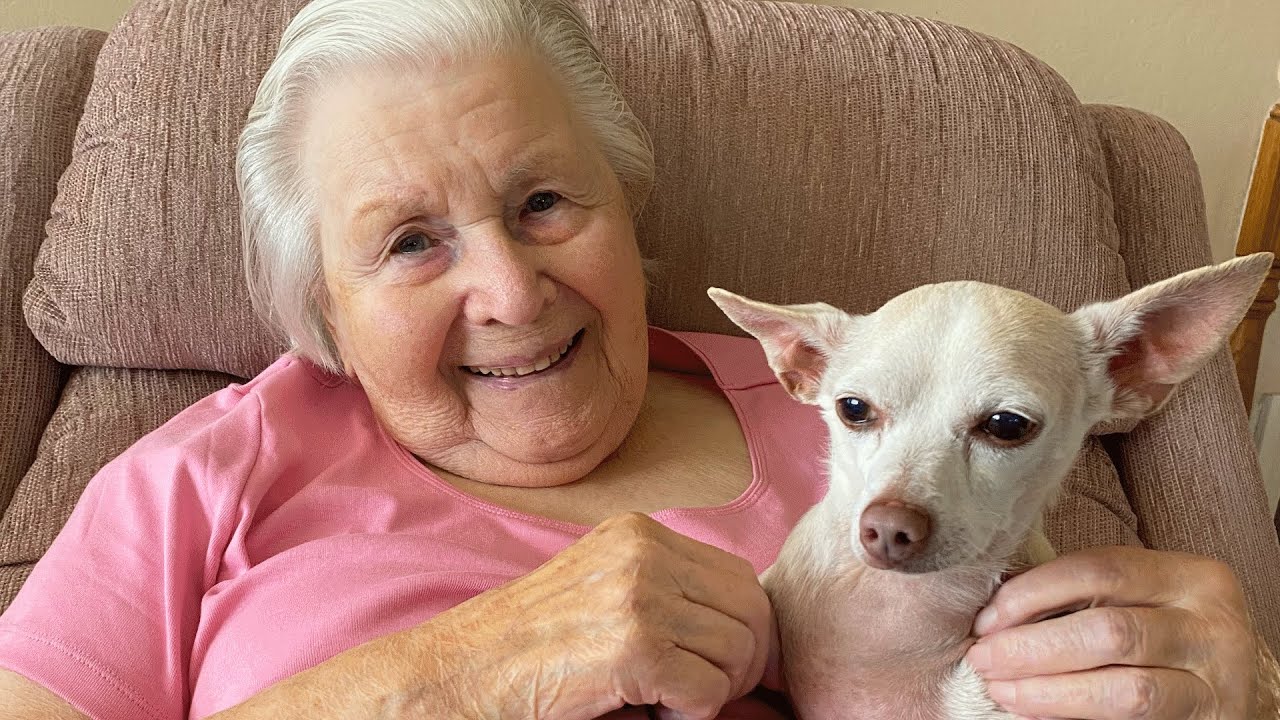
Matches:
[1072,253,1272,421]
[707,288,849,404]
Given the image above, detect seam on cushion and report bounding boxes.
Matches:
[0,360,75,532]
[1085,104,1154,291]
[0,625,164,720]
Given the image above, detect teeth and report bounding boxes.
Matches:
[466,337,574,377]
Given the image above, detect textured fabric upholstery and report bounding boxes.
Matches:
[0,27,104,513]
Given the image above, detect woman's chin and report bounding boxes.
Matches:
[472,408,630,481]
[466,348,642,465]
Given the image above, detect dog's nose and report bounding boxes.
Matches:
[859,501,932,569]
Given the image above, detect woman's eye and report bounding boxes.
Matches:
[393,232,430,255]
[523,191,561,215]
[980,412,1036,444]
[837,397,876,427]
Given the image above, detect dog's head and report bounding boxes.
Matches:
[710,253,1272,574]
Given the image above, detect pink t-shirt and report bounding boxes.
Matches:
[0,329,826,719]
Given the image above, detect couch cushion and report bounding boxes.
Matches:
[0,366,236,612]
[0,27,105,512]
[24,0,1130,379]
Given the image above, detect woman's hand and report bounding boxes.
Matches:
[430,511,773,720]
[213,512,771,720]
[964,546,1260,719]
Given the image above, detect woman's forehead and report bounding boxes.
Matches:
[308,53,579,156]
[304,55,603,215]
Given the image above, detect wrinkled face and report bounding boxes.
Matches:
[304,51,649,487]
[817,284,1092,572]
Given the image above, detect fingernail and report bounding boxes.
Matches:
[965,642,991,673]
[986,680,1015,705]
[973,604,999,635]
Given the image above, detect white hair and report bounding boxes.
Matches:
[237,0,654,372]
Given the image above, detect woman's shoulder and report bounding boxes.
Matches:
[129,354,337,440]
[113,354,371,487]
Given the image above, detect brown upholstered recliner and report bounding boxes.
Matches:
[1,0,1278,660]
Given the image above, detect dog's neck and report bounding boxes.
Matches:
[768,498,1026,718]
[815,496,1007,623]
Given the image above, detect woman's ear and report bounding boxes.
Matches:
[707,288,850,404]
[1072,253,1272,421]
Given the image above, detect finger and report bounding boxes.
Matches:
[985,666,1211,720]
[671,562,771,690]
[663,552,771,689]
[975,547,1203,636]
[967,606,1201,680]
[644,647,733,720]
[760,609,784,692]
[666,600,760,699]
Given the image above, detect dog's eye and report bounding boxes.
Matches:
[981,412,1035,444]
[837,397,876,427]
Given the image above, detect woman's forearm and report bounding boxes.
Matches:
[205,621,486,720]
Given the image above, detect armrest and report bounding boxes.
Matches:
[1086,104,1280,654]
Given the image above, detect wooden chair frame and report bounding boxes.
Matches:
[1231,99,1280,417]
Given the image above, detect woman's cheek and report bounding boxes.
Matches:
[354,282,450,360]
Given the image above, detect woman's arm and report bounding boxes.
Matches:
[0,670,89,720]
[205,619,475,719]
[212,512,773,720]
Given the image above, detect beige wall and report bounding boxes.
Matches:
[4,0,1280,397]
[0,0,132,30]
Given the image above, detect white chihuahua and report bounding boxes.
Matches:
[709,252,1274,720]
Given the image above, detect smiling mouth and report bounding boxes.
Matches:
[464,329,585,378]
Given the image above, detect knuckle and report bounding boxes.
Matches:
[1117,669,1159,719]
[605,519,664,568]
[1198,558,1242,595]
[1079,555,1128,594]
[1096,608,1141,660]
[602,511,658,540]
[1197,556,1232,579]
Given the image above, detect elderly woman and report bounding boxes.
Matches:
[0,0,1263,718]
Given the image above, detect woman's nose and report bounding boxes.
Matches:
[459,226,557,326]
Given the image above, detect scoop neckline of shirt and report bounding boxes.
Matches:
[372,351,771,535]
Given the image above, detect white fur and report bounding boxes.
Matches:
[710,253,1271,719]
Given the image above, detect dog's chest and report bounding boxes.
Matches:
[764,518,1008,720]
